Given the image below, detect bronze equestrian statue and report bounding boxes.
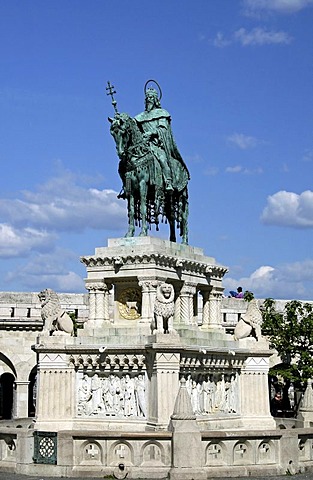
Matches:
[107,80,190,244]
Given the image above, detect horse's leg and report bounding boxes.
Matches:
[139,178,148,236]
[125,193,135,237]
[181,194,189,245]
[166,192,176,242]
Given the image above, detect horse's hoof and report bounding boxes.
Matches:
[125,232,134,238]
[139,230,148,237]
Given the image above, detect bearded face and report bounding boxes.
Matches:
[145,91,158,112]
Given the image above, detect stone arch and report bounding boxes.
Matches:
[140,440,166,465]
[109,440,134,466]
[0,353,16,420]
[233,440,253,465]
[0,353,17,378]
[80,440,103,465]
[257,439,275,464]
[205,441,227,466]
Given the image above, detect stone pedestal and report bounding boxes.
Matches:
[169,379,206,480]
[35,339,75,430]
[147,333,181,428]
[80,237,228,329]
[297,379,313,427]
[239,339,276,429]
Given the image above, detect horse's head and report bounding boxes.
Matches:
[109,113,133,160]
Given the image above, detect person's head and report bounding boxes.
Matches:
[237,287,243,293]
[145,88,161,111]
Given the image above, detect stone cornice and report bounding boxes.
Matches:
[0,320,43,331]
[80,253,228,278]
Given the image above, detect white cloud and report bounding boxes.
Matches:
[234,27,292,46]
[204,166,219,176]
[227,133,259,149]
[212,27,292,48]
[0,224,56,258]
[303,149,313,162]
[261,190,313,227]
[225,165,263,175]
[226,165,243,173]
[224,260,313,300]
[0,171,126,232]
[5,250,85,292]
[242,0,313,14]
[213,32,231,48]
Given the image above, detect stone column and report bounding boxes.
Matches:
[86,283,96,321]
[148,350,180,428]
[138,278,157,324]
[179,283,197,326]
[201,287,223,329]
[200,288,211,328]
[85,282,111,329]
[240,355,275,429]
[35,352,75,430]
[12,380,29,419]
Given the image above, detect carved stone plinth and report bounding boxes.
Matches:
[80,237,228,329]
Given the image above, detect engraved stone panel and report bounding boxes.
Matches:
[77,372,146,418]
[183,372,239,415]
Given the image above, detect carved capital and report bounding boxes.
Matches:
[181,282,197,296]
[86,282,111,293]
[138,278,158,292]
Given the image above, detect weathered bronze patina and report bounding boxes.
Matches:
[107,80,189,244]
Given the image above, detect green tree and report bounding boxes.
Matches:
[262,298,313,386]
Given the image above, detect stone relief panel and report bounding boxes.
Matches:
[117,287,142,320]
[109,441,133,466]
[77,372,146,418]
[205,442,225,466]
[141,442,165,465]
[182,372,239,415]
[80,441,103,465]
[233,440,252,465]
[257,440,275,464]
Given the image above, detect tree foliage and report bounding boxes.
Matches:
[261,298,313,385]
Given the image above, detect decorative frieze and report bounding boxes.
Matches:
[69,353,146,370]
[180,353,244,370]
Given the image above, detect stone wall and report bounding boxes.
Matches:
[1,425,313,478]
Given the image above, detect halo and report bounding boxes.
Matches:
[144,79,162,101]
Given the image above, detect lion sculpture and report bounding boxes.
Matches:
[234,298,262,341]
[38,288,74,336]
[152,282,175,334]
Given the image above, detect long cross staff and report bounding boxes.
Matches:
[106,81,119,114]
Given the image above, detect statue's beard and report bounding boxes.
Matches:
[145,100,154,112]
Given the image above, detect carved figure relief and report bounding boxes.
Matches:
[152,282,175,334]
[77,372,146,418]
[184,372,239,415]
[38,288,73,336]
[118,287,142,320]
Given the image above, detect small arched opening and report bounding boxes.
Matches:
[28,366,37,417]
[0,372,15,419]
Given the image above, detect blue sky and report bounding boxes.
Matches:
[0,0,312,299]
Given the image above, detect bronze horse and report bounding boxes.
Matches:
[109,113,189,243]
